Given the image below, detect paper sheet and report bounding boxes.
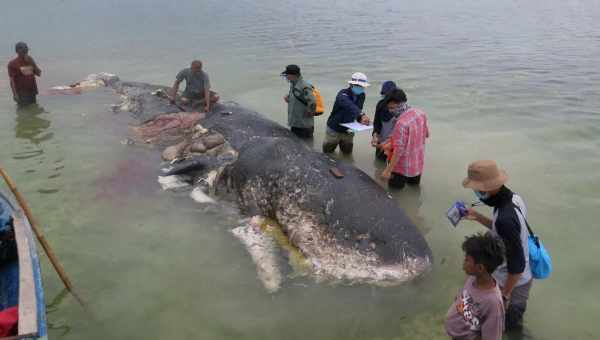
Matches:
[340,122,373,132]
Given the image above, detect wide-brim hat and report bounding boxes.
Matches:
[348,72,370,87]
[462,160,508,191]
[281,64,301,76]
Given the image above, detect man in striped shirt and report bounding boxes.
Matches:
[381,89,429,189]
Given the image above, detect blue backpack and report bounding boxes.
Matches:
[515,206,553,279]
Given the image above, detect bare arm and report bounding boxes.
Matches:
[502,273,522,302]
[32,58,41,76]
[9,76,18,99]
[381,125,407,179]
[170,80,181,100]
[465,209,493,229]
[203,73,212,112]
[24,56,41,76]
[383,149,400,178]
[204,87,210,112]
[8,64,18,100]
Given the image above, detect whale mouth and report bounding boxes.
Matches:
[231,215,431,292]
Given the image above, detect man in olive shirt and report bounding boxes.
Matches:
[282,65,316,138]
[170,60,219,112]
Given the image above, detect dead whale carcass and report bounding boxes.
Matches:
[80,74,433,291]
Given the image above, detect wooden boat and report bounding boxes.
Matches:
[0,190,47,339]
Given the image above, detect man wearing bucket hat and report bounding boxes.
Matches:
[322,72,371,154]
[462,160,533,331]
[281,64,317,138]
[8,42,42,106]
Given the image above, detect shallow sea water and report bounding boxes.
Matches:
[1,0,599,339]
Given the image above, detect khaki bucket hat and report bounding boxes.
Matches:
[462,160,508,191]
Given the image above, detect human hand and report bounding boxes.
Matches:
[204,103,210,113]
[13,94,19,103]
[360,115,370,125]
[304,111,315,117]
[284,95,289,103]
[371,135,379,147]
[463,208,481,221]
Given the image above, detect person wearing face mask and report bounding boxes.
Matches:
[281,64,317,139]
[8,42,41,106]
[322,72,371,154]
[381,89,429,189]
[372,81,398,161]
[462,160,533,332]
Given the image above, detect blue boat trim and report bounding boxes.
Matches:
[0,190,48,339]
[22,214,47,338]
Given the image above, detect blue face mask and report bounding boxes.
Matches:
[351,86,364,95]
[473,190,490,200]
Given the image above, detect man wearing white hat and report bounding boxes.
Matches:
[462,160,533,332]
[322,72,371,154]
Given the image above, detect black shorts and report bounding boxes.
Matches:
[388,173,421,190]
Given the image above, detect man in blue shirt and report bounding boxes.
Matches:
[322,72,371,154]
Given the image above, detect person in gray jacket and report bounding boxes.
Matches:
[282,65,316,138]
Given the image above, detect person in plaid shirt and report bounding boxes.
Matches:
[381,89,429,189]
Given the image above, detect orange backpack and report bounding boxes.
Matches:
[293,85,325,116]
[311,86,325,116]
